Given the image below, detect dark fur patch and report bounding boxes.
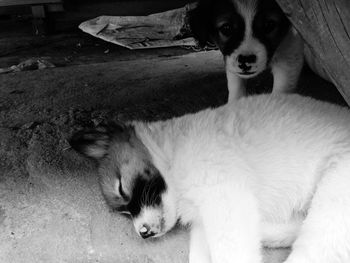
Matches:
[189,0,245,53]
[188,5,210,46]
[69,129,110,159]
[127,173,167,216]
[69,123,130,159]
[252,0,290,60]
[219,13,245,56]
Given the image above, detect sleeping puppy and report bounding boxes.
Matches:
[69,122,300,245]
[71,94,350,263]
[189,0,304,101]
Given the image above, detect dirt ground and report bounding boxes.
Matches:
[0,28,346,263]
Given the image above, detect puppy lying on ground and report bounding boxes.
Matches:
[189,0,304,101]
[71,94,350,263]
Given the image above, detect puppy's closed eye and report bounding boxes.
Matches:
[116,205,131,216]
[118,179,130,202]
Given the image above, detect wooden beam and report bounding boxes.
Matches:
[31,5,46,18]
[276,0,350,105]
[47,3,63,12]
[0,0,61,7]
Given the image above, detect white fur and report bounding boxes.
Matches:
[133,94,350,263]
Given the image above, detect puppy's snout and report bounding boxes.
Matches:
[238,54,257,64]
[139,224,156,239]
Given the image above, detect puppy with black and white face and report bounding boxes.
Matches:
[69,121,300,247]
[189,0,304,101]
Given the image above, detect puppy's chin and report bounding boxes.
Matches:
[236,71,260,79]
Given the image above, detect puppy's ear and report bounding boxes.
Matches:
[188,4,212,47]
[69,122,128,159]
[69,127,112,159]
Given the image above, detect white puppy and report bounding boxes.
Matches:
[71,94,350,263]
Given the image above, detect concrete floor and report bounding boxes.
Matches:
[0,29,345,263]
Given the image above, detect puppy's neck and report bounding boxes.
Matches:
[226,69,245,101]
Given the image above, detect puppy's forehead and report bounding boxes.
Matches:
[231,0,258,20]
[232,0,258,9]
[213,0,258,24]
[111,142,151,184]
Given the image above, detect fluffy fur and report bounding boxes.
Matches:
[189,0,304,101]
[71,94,350,263]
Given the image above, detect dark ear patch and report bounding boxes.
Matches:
[188,5,212,47]
[69,122,132,159]
[69,128,111,159]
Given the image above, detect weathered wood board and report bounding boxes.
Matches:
[0,0,61,6]
[276,0,350,105]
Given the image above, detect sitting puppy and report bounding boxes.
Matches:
[189,0,304,101]
[71,94,350,263]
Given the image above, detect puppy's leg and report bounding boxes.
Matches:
[271,29,304,94]
[226,70,245,102]
[189,220,211,263]
[271,60,303,94]
[284,156,350,263]
[198,183,262,263]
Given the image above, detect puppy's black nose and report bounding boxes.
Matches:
[139,224,155,239]
[238,63,252,71]
[238,54,257,64]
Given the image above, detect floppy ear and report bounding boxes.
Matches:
[69,127,112,159]
[69,123,127,159]
[188,4,213,47]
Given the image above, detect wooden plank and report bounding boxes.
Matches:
[276,0,350,105]
[47,3,63,12]
[0,3,62,15]
[0,0,61,7]
[31,5,47,35]
[31,5,45,18]
[0,5,27,15]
